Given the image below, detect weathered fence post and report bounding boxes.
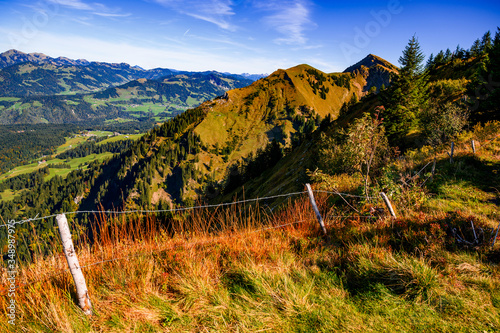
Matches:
[305,184,327,236]
[56,214,92,315]
[431,157,436,181]
[380,192,397,227]
[471,139,476,154]
[492,221,500,248]
[447,142,455,163]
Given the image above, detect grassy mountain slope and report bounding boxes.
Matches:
[2,145,499,332]
[1,50,500,332]
[194,56,395,166]
[167,56,396,203]
[2,33,500,332]
[219,51,490,206]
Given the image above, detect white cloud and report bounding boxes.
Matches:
[153,0,237,31]
[92,12,132,18]
[186,13,233,30]
[47,0,93,11]
[47,0,131,18]
[257,0,315,45]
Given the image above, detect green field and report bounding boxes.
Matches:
[0,97,20,102]
[0,189,22,201]
[0,132,144,202]
[98,133,143,144]
[44,153,115,181]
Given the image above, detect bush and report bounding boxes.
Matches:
[420,102,469,147]
[318,108,390,198]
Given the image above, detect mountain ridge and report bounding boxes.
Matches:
[0,49,265,81]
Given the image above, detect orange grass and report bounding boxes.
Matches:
[1,190,499,332]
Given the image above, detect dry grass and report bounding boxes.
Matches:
[1,189,499,332]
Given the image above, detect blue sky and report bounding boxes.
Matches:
[0,0,499,74]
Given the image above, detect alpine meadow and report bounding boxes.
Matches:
[0,1,500,332]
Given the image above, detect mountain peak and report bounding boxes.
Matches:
[3,49,26,56]
[343,54,397,73]
[0,49,67,69]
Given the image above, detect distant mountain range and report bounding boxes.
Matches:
[0,49,265,125]
[0,50,395,130]
[0,49,266,81]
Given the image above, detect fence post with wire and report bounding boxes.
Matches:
[56,214,92,316]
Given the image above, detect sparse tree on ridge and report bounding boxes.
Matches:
[470,38,481,57]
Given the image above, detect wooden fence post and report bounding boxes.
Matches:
[430,157,436,181]
[380,192,397,227]
[305,184,327,235]
[447,142,455,163]
[492,221,500,248]
[56,214,92,315]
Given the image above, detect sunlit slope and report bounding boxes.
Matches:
[195,54,396,153]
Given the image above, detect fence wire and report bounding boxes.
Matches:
[0,190,309,228]
[0,189,375,228]
[1,218,311,293]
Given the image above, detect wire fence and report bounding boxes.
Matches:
[0,187,382,295]
[2,217,315,293]
[0,189,376,229]
[2,132,499,301]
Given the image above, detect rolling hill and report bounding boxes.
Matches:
[72,54,398,209]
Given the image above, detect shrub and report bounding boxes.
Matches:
[318,108,390,198]
[420,102,469,147]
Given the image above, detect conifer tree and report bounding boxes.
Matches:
[469,27,500,122]
[444,48,452,62]
[480,30,493,53]
[426,53,434,70]
[470,38,482,57]
[434,50,445,66]
[383,35,429,144]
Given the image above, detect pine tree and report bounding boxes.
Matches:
[383,35,429,144]
[444,48,452,62]
[426,53,434,69]
[434,50,445,66]
[480,30,493,53]
[454,45,465,59]
[469,27,500,122]
[470,38,482,57]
